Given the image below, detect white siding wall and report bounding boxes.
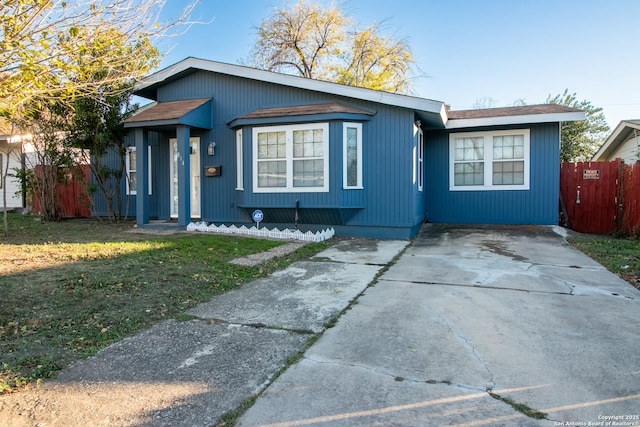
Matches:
[1,144,24,209]
[613,134,640,163]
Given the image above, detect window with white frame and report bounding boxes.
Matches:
[418,128,424,192]
[253,123,329,192]
[449,129,530,191]
[343,123,362,189]
[126,146,152,195]
[236,129,243,190]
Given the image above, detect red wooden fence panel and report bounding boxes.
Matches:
[560,160,620,234]
[32,165,92,218]
[58,165,91,218]
[620,162,640,236]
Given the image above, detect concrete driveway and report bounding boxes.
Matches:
[240,225,640,426]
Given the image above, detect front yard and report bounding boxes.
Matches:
[1,215,637,395]
[0,214,327,393]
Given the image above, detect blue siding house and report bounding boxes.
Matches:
[118,58,583,239]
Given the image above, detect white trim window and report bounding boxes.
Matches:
[236,129,243,190]
[126,146,152,195]
[418,127,424,192]
[253,123,329,193]
[449,129,530,191]
[343,122,362,189]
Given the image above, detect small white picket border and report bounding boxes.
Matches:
[186,221,335,242]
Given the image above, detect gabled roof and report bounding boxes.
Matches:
[133,57,447,128]
[132,57,585,130]
[446,104,585,129]
[592,120,640,161]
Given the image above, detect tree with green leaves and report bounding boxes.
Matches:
[331,22,414,93]
[12,98,76,222]
[547,90,610,162]
[247,0,416,93]
[0,0,198,120]
[68,83,137,222]
[1,0,200,223]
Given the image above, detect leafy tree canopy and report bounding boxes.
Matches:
[0,0,198,120]
[547,89,610,162]
[246,0,416,93]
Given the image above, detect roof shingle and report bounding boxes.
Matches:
[239,102,374,120]
[125,98,210,123]
[447,104,581,120]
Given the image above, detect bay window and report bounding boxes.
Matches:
[253,123,329,192]
[343,123,362,189]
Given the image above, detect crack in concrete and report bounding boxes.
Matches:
[487,390,548,420]
[192,317,316,335]
[436,315,496,392]
[302,355,453,386]
[302,354,500,397]
[309,257,387,267]
[384,277,635,300]
[384,277,569,296]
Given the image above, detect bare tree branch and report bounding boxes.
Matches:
[1,0,203,118]
[246,0,414,93]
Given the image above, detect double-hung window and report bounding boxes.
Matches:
[126,146,152,195]
[450,129,529,191]
[253,123,329,192]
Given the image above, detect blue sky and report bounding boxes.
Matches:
[155,0,639,129]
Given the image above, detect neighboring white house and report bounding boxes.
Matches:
[592,120,640,163]
[0,134,26,210]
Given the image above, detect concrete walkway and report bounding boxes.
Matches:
[0,238,407,427]
[238,225,640,426]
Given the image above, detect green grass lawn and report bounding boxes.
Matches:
[568,234,640,291]
[0,214,328,393]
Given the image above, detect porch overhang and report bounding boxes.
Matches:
[124,98,212,131]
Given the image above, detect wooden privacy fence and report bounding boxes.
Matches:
[32,165,92,218]
[560,160,640,235]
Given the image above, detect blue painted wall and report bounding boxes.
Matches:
[423,123,560,224]
[93,131,166,218]
[96,68,561,238]
[119,70,423,238]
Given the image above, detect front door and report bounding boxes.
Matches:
[170,137,201,218]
